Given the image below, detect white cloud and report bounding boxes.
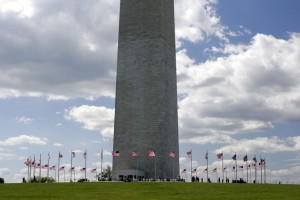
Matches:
[0,135,47,146]
[216,136,300,154]
[177,33,300,142]
[175,0,228,46]
[0,0,120,99]
[65,105,114,138]
[0,0,234,99]
[16,116,33,125]
[0,0,35,18]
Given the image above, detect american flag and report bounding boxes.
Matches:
[149,150,155,157]
[186,150,192,158]
[232,166,236,171]
[72,152,75,158]
[253,156,257,162]
[247,164,251,169]
[112,151,120,157]
[80,168,86,172]
[24,159,31,166]
[192,169,197,173]
[212,168,217,172]
[239,166,244,170]
[50,166,56,170]
[205,152,208,160]
[169,151,175,158]
[69,167,75,172]
[42,165,48,169]
[90,168,97,173]
[217,152,223,159]
[83,151,87,159]
[59,166,65,171]
[34,163,40,168]
[232,154,236,161]
[181,169,186,173]
[222,167,227,172]
[204,168,208,173]
[59,152,63,158]
[243,154,248,162]
[131,151,138,157]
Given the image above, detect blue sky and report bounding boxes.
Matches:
[0,0,300,184]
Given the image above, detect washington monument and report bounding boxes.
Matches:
[112,0,179,180]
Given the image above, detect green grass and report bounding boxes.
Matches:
[1,182,299,200]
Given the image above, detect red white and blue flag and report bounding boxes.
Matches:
[112,151,120,157]
[131,151,138,157]
[169,151,175,158]
[187,150,192,158]
[217,152,223,159]
[149,150,156,157]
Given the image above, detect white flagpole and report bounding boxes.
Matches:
[84,150,87,180]
[39,154,42,183]
[222,151,224,183]
[70,150,73,182]
[58,152,60,183]
[101,148,103,181]
[190,149,193,182]
[47,152,50,180]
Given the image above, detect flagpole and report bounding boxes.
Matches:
[190,149,193,182]
[260,156,262,184]
[254,155,257,184]
[246,160,248,183]
[29,157,32,182]
[26,158,29,183]
[64,168,65,182]
[154,153,156,180]
[70,150,73,182]
[172,155,174,180]
[206,151,208,183]
[249,165,252,183]
[47,153,50,181]
[84,150,87,180]
[222,151,224,183]
[100,148,103,182]
[39,154,42,183]
[264,158,266,184]
[58,151,60,183]
[235,153,237,181]
[33,155,36,181]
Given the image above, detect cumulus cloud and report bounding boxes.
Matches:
[175,0,228,46]
[0,0,119,99]
[65,105,114,138]
[215,136,300,154]
[0,0,233,99]
[0,135,47,146]
[178,33,300,142]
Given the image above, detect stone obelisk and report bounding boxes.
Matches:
[113,0,179,180]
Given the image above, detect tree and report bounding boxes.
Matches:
[98,165,112,181]
[0,177,4,183]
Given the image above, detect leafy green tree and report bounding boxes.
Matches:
[97,165,112,181]
[0,177,4,183]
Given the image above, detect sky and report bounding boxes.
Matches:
[0,0,300,184]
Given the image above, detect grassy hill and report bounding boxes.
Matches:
[1,182,299,200]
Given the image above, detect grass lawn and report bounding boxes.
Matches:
[1,182,299,200]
